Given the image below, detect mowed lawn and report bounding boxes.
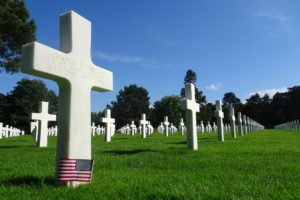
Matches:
[0,129,300,200]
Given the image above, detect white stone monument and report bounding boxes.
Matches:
[229,104,236,139]
[140,114,148,139]
[243,115,248,134]
[215,100,224,142]
[32,101,56,147]
[181,83,200,150]
[163,116,170,137]
[179,118,185,135]
[237,112,243,136]
[0,123,2,139]
[101,109,115,142]
[21,11,112,186]
[130,121,136,135]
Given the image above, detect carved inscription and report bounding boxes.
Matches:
[48,51,108,87]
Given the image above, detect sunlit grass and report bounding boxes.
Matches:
[0,129,299,199]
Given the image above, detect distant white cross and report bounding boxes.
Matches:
[181,83,200,150]
[139,114,148,139]
[215,100,224,142]
[243,115,248,134]
[32,101,56,147]
[101,109,115,142]
[0,123,2,139]
[163,116,170,137]
[179,118,185,135]
[229,104,236,138]
[130,121,136,135]
[237,112,243,136]
[21,11,113,186]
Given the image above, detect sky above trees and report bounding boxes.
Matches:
[0,0,299,112]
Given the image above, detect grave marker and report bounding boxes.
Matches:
[21,11,113,186]
[101,109,115,142]
[181,83,200,150]
[140,114,148,139]
[229,104,236,138]
[32,101,56,147]
[215,100,224,142]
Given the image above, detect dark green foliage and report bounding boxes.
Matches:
[111,84,150,128]
[2,78,58,132]
[0,0,36,73]
[180,69,206,105]
[152,95,182,127]
[0,130,300,199]
[222,92,242,123]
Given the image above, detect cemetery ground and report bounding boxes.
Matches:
[0,130,300,200]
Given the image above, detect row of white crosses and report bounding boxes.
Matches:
[119,114,154,137]
[236,112,264,135]
[0,122,25,139]
[215,100,265,142]
[157,117,183,135]
[274,120,300,130]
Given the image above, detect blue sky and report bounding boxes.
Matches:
[1,0,299,111]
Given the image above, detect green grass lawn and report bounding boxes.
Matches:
[0,129,300,200]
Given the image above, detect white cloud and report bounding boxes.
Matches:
[93,50,171,69]
[253,8,293,37]
[245,87,288,99]
[206,83,222,91]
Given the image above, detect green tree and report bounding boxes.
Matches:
[110,84,150,128]
[222,92,242,123]
[0,0,36,73]
[152,95,182,127]
[0,93,7,122]
[180,69,206,105]
[4,78,58,132]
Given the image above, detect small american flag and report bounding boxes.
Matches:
[57,158,93,183]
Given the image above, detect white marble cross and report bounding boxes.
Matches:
[139,114,148,139]
[243,115,248,134]
[237,112,243,136]
[32,101,56,147]
[215,100,224,142]
[21,11,113,186]
[101,109,115,142]
[0,123,2,139]
[179,118,185,135]
[229,104,236,138]
[163,116,170,137]
[130,121,136,135]
[91,122,96,137]
[181,83,200,150]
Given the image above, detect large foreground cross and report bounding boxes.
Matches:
[21,11,113,186]
[181,83,200,150]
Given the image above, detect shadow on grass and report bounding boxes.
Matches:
[0,176,55,187]
[168,141,187,145]
[0,145,36,149]
[103,149,158,155]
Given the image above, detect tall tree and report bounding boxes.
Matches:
[222,92,242,123]
[4,78,58,132]
[110,84,150,128]
[0,0,36,73]
[152,95,182,127]
[180,69,206,105]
